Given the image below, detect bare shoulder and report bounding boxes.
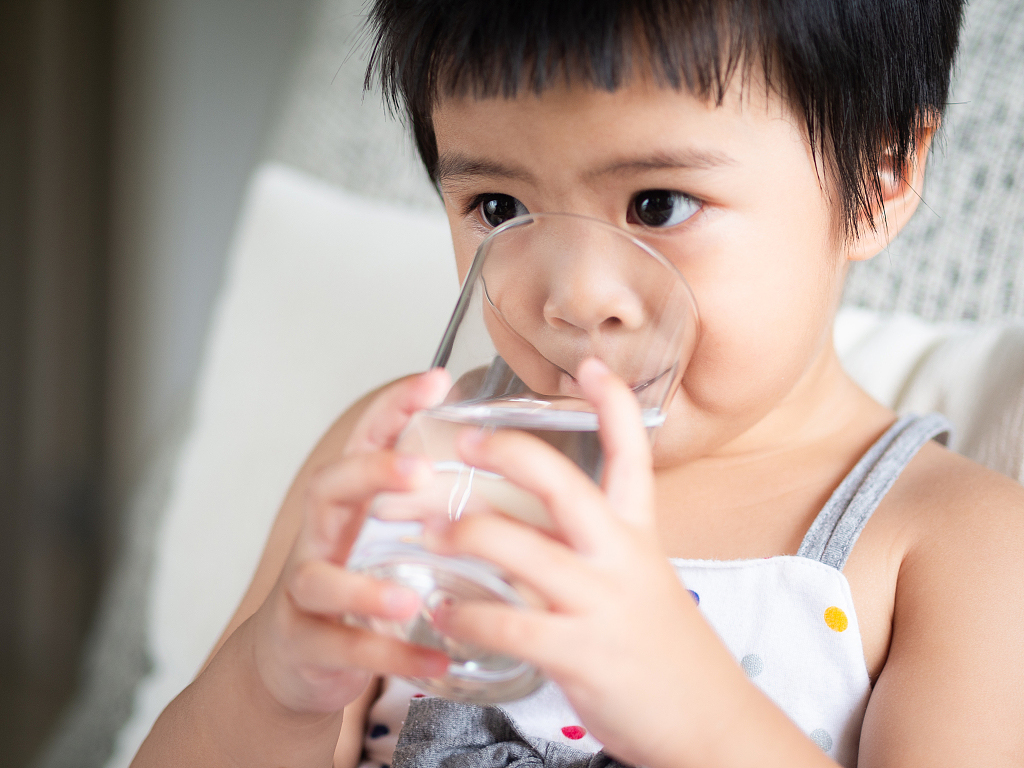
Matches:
[859,442,1024,766]
[889,440,1024,559]
[885,441,1024,623]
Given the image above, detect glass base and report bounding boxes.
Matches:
[347,543,544,703]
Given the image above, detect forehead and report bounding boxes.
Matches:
[430,78,806,189]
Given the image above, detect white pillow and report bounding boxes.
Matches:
[835,306,1024,482]
[107,165,1024,767]
[106,164,458,767]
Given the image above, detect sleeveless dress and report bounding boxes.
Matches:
[359,414,952,768]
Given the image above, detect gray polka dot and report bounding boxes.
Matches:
[809,728,833,752]
[740,654,764,678]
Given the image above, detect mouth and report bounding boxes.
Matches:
[556,363,674,395]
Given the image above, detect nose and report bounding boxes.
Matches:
[542,275,646,333]
[541,231,647,334]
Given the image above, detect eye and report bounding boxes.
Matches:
[628,190,700,228]
[478,194,529,227]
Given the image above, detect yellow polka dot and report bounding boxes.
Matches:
[824,606,848,632]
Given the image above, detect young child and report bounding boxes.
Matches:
[132,1,1024,766]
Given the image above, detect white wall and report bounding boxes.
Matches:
[107,0,314,515]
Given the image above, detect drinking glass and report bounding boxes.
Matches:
[346,213,699,703]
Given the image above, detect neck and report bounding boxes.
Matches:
[714,340,887,458]
[651,341,895,559]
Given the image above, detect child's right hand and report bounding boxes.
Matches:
[245,370,451,715]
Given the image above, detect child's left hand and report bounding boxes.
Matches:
[426,359,812,768]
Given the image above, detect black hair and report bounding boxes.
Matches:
[364,0,964,238]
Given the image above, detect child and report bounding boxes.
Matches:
[132,1,1024,766]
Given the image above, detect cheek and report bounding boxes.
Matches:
[676,199,840,418]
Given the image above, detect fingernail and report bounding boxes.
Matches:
[430,595,457,629]
[421,368,451,405]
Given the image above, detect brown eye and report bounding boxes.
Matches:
[480,194,528,227]
[629,190,700,228]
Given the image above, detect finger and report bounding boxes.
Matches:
[288,560,422,621]
[301,450,432,560]
[423,513,601,612]
[290,612,449,679]
[346,369,451,453]
[431,599,575,678]
[577,358,655,527]
[455,428,617,555]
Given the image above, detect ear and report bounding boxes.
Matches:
[846,125,936,262]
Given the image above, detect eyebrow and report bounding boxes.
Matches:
[584,149,735,179]
[436,147,735,185]
[436,154,536,184]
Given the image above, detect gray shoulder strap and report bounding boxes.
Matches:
[797,413,953,570]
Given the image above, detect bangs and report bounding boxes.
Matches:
[364,0,963,239]
[366,1,766,114]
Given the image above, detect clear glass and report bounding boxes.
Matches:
[346,213,699,703]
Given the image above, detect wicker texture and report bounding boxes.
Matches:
[844,0,1024,321]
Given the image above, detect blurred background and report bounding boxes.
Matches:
[0,0,315,764]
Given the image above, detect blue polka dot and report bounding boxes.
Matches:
[369,724,390,738]
[688,589,700,605]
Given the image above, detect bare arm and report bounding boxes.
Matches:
[859,450,1024,766]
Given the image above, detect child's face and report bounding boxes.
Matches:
[432,76,858,464]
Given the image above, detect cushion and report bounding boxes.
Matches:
[836,307,1024,482]
[103,164,458,767]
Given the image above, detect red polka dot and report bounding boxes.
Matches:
[561,726,586,740]
[412,693,426,698]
